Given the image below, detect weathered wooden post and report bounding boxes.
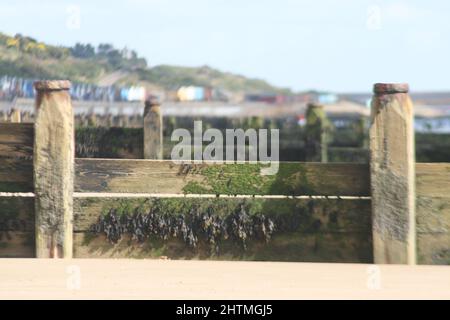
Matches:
[144,98,163,159]
[105,113,113,127]
[10,108,21,123]
[22,111,32,123]
[370,83,416,265]
[34,80,74,259]
[87,112,97,127]
[305,103,329,162]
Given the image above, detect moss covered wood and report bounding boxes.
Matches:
[72,197,372,262]
[305,103,331,162]
[74,159,371,196]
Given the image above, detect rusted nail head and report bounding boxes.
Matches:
[373,83,409,94]
[34,80,71,91]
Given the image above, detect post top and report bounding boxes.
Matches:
[307,102,324,109]
[145,97,161,108]
[373,83,409,94]
[34,80,71,91]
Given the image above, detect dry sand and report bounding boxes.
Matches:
[0,259,449,300]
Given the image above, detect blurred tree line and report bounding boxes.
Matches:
[0,33,147,70]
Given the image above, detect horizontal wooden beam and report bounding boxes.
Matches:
[0,123,34,159]
[75,159,371,196]
[73,232,372,262]
[0,231,34,258]
[0,123,34,145]
[2,156,449,197]
[417,233,450,265]
[416,163,450,198]
[72,197,372,262]
[0,158,33,192]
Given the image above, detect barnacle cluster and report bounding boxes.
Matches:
[90,200,275,254]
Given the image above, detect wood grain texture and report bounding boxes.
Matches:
[415,163,450,257]
[416,163,450,198]
[75,159,371,196]
[34,86,74,258]
[0,123,34,145]
[370,86,416,264]
[0,197,34,232]
[416,196,450,234]
[0,123,33,158]
[0,158,33,192]
[73,232,372,263]
[417,233,450,265]
[0,231,34,258]
[72,197,372,262]
[1,158,446,196]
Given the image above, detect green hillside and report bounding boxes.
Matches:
[0,32,291,94]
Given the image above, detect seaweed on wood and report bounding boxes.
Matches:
[90,200,275,254]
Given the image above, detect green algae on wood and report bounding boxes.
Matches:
[75,159,371,196]
[73,197,372,262]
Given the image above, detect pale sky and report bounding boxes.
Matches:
[0,0,449,92]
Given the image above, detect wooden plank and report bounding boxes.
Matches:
[75,127,143,159]
[68,159,450,197]
[0,194,34,259]
[370,83,416,265]
[417,233,450,265]
[0,144,33,159]
[416,196,450,233]
[415,163,450,248]
[75,159,371,196]
[34,80,74,259]
[416,163,450,198]
[0,123,34,158]
[0,197,34,232]
[0,158,33,192]
[72,197,371,262]
[74,232,371,263]
[0,123,34,145]
[0,231,34,258]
